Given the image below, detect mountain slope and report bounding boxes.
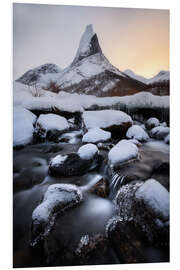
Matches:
[147,71,169,85]
[53,25,146,96]
[16,63,62,85]
[124,69,149,84]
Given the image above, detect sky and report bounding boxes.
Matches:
[13,3,169,80]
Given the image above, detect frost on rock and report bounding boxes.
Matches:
[135,179,169,221]
[78,143,98,160]
[126,125,149,142]
[13,106,37,147]
[32,184,83,224]
[108,139,139,166]
[82,128,111,143]
[164,134,170,144]
[146,117,160,130]
[150,126,170,140]
[50,155,68,167]
[83,110,132,130]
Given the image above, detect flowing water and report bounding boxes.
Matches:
[13,138,169,267]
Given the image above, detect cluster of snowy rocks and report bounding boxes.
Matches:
[13,104,169,149]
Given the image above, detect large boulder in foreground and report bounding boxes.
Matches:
[48,144,101,177]
[34,113,69,142]
[113,179,169,243]
[82,110,132,138]
[106,179,169,263]
[13,106,37,147]
[31,184,83,247]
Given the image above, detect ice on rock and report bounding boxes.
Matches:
[36,113,69,132]
[82,128,111,143]
[126,125,149,142]
[32,184,83,223]
[83,110,132,130]
[135,179,169,221]
[13,106,37,147]
[78,143,98,160]
[151,126,170,140]
[108,139,139,165]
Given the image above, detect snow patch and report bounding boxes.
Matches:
[126,125,149,142]
[108,139,139,165]
[82,128,111,143]
[36,113,69,132]
[135,179,169,221]
[13,106,37,146]
[50,155,68,167]
[78,143,98,160]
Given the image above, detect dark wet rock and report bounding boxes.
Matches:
[106,217,144,263]
[74,234,112,265]
[89,177,108,198]
[48,145,102,177]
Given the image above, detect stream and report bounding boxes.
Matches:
[13,138,169,267]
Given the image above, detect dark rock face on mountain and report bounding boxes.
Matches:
[16,63,61,85]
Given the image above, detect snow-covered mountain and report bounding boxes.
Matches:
[147,71,169,85]
[124,69,149,84]
[16,63,62,85]
[17,24,146,97]
[124,69,170,86]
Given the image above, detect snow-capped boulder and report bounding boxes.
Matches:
[145,117,160,130]
[164,134,170,144]
[108,139,139,166]
[135,179,169,221]
[150,126,170,140]
[111,179,169,246]
[78,144,99,160]
[31,184,83,246]
[126,125,149,142]
[82,128,111,143]
[13,106,37,147]
[83,110,132,138]
[48,144,101,177]
[34,113,69,142]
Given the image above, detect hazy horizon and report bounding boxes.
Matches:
[13,3,169,80]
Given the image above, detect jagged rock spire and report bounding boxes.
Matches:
[71,24,102,66]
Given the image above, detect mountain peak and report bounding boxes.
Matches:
[71,24,102,66]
